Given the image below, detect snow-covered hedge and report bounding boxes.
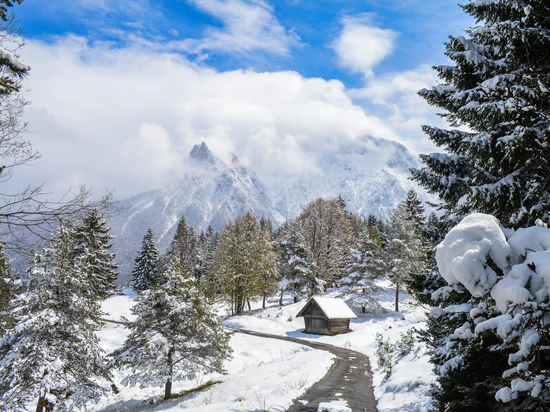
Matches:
[432,213,550,402]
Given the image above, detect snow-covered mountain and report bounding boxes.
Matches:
[270,136,423,219]
[111,139,425,285]
[111,142,285,283]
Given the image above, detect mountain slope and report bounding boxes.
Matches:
[111,139,427,285]
[111,143,284,284]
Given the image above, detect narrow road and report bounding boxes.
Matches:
[231,329,378,412]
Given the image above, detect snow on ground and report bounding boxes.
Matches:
[225,280,436,412]
[80,291,335,412]
[25,283,434,411]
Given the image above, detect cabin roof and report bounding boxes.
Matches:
[296,297,357,320]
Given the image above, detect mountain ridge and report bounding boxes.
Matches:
[110,138,427,285]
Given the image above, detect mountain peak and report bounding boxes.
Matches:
[189,142,215,163]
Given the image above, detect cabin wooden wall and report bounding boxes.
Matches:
[304,316,329,335]
[328,319,350,334]
[304,316,350,335]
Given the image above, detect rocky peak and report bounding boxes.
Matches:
[189,142,216,163]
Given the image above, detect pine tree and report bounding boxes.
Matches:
[0,0,27,97]
[111,256,232,400]
[411,0,550,228]
[73,209,119,300]
[386,200,427,312]
[406,212,452,306]
[0,244,16,336]
[131,227,160,291]
[0,221,111,411]
[166,215,198,275]
[278,221,314,301]
[196,225,218,296]
[341,218,383,313]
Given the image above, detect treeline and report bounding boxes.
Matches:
[130,190,439,315]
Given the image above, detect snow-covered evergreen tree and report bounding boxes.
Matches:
[131,227,160,291]
[341,218,383,313]
[0,244,16,336]
[428,213,550,410]
[111,256,232,400]
[386,200,427,312]
[278,221,314,301]
[0,221,111,412]
[196,225,218,296]
[406,212,453,306]
[411,0,550,228]
[165,215,198,275]
[73,209,119,300]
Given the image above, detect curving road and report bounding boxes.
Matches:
[231,329,378,412]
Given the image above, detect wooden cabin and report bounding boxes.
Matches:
[296,297,357,335]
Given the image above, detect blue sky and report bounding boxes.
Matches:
[9,0,474,199]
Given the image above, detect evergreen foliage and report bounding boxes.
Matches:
[0,0,27,96]
[131,227,160,291]
[166,215,198,275]
[278,221,314,301]
[411,0,550,228]
[386,199,428,312]
[111,256,232,400]
[340,217,383,313]
[0,244,16,336]
[0,221,111,411]
[73,209,119,300]
[196,225,218,296]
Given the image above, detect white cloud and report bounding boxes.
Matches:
[348,64,446,154]
[175,0,299,56]
[13,36,402,200]
[331,15,397,75]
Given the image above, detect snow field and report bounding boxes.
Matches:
[24,283,434,411]
[226,282,436,412]
[81,294,335,412]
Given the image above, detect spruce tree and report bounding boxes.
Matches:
[131,227,160,291]
[278,221,314,301]
[411,0,550,228]
[73,209,119,300]
[341,218,383,313]
[0,244,16,336]
[386,200,427,312]
[0,221,111,411]
[111,256,232,400]
[196,225,218,296]
[166,215,198,275]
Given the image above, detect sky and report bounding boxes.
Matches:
[6,0,475,200]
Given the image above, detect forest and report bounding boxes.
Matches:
[3,0,550,411]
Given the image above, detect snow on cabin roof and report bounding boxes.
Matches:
[297,297,357,319]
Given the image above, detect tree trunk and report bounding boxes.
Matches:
[36,396,45,412]
[395,282,399,312]
[164,378,172,400]
[262,295,266,308]
[279,288,283,306]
